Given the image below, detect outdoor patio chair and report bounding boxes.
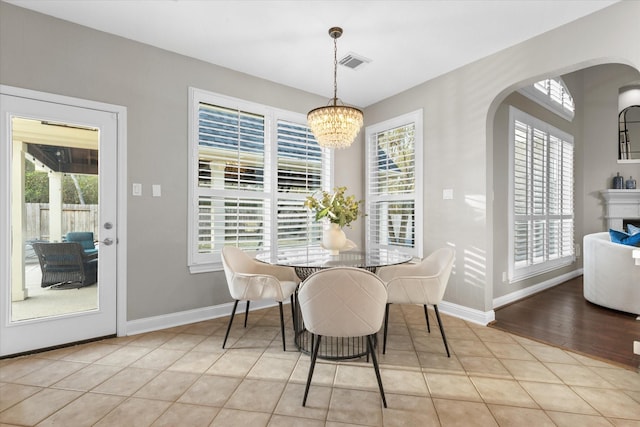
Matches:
[32,242,98,289]
[64,231,98,257]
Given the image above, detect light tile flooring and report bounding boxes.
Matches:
[1,304,639,426]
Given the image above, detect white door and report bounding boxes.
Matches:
[1,88,121,356]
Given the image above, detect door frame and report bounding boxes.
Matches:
[0,85,128,345]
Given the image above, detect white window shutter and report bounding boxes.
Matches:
[509,107,574,281]
[188,88,330,271]
[365,110,423,258]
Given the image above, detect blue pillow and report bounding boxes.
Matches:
[628,224,640,235]
[609,229,640,247]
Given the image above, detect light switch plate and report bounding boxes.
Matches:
[132,183,142,196]
[152,184,161,197]
[443,189,453,200]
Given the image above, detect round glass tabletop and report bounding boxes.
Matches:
[255,246,413,269]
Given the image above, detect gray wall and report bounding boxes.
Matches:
[582,65,640,235]
[2,1,639,321]
[363,1,640,312]
[0,1,362,321]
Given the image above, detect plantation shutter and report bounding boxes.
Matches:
[524,77,575,120]
[196,102,268,255]
[367,121,417,253]
[189,88,331,271]
[510,107,574,281]
[276,120,327,247]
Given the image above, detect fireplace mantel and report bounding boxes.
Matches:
[600,189,640,231]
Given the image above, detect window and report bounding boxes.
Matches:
[188,88,330,272]
[365,110,423,258]
[508,107,574,282]
[519,77,575,121]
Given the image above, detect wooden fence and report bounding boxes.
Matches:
[25,203,99,241]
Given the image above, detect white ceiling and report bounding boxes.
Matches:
[7,0,618,107]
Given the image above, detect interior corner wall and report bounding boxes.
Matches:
[365,0,640,313]
[0,1,363,322]
[2,1,640,320]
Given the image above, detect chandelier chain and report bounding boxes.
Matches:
[333,35,338,104]
[307,26,363,149]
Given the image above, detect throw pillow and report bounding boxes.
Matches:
[628,224,640,235]
[609,229,640,247]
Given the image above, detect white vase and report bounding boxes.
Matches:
[322,223,346,255]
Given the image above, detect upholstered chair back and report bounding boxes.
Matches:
[378,247,454,305]
[221,246,298,302]
[298,267,387,338]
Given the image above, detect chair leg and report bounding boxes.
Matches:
[383,303,390,354]
[244,300,250,328]
[433,304,450,358]
[367,334,387,408]
[290,294,296,334]
[423,304,431,333]
[302,334,322,407]
[222,300,239,349]
[278,301,286,351]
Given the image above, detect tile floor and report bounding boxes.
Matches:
[1,304,639,426]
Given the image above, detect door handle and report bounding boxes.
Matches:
[102,238,114,246]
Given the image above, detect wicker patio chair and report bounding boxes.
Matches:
[32,242,98,289]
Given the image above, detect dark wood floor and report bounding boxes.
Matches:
[491,276,640,370]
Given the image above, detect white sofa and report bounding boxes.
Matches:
[583,232,640,315]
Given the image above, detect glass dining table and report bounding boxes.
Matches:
[256,246,412,360]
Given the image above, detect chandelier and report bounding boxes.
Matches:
[307,27,363,150]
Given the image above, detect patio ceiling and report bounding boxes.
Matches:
[13,117,98,175]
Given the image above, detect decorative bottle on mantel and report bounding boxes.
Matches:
[613,172,624,189]
[626,176,637,189]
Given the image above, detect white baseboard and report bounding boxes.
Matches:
[130,276,573,336]
[126,299,282,336]
[438,301,495,326]
[492,269,583,310]
[126,297,495,336]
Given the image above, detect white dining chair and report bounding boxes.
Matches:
[377,247,455,357]
[297,267,388,407]
[221,246,299,351]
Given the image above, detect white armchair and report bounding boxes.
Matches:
[583,232,640,315]
[221,246,299,350]
[377,247,455,357]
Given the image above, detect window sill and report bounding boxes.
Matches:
[509,257,575,284]
[189,262,223,274]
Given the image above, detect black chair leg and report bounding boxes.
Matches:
[302,334,322,406]
[423,304,431,333]
[244,300,250,328]
[367,334,387,408]
[290,294,296,334]
[222,300,239,349]
[433,304,450,358]
[383,303,390,354]
[278,301,286,351]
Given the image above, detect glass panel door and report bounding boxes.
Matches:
[0,90,119,356]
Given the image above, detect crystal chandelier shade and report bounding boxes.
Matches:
[307,27,363,150]
[307,101,363,150]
